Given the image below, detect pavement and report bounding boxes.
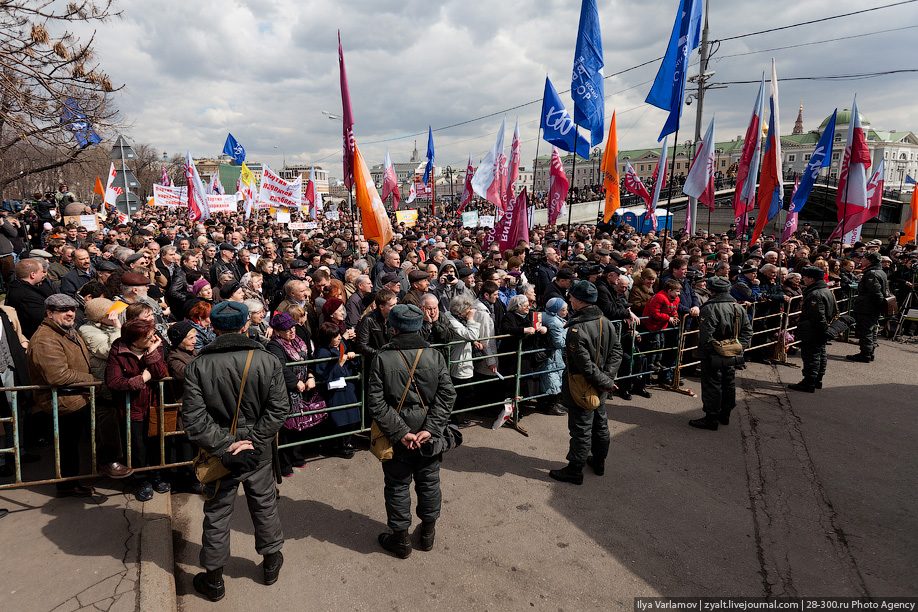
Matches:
[2,337,916,611]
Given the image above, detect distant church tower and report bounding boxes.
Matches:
[793,101,804,135]
[410,140,420,163]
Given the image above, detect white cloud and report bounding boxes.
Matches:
[68,0,918,178]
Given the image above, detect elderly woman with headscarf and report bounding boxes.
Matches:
[239,271,267,309]
[538,297,568,415]
[498,293,548,402]
[266,312,320,477]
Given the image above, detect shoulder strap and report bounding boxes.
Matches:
[594,317,604,367]
[229,350,255,436]
[395,348,424,415]
[732,307,741,341]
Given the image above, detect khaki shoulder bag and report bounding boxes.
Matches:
[568,317,604,412]
[370,348,424,462]
[193,350,254,497]
[711,308,744,357]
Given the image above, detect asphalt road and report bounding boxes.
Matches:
[173,338,918,611]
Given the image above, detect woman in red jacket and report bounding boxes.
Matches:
[105,318,170,501]
[643,279,681,376]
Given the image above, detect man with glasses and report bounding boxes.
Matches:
[28,294,103,497]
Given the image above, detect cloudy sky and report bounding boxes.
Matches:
[70,0,917,178]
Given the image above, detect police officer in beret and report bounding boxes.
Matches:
[789,267,837,392]
[688,276,753,430]
[549,280,621,485]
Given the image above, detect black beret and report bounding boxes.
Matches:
[802,266,824,280]
[556,268,575,280]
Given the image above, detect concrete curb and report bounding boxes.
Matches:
[139,491,177,612]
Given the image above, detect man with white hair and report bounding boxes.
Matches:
[346,274,372,328]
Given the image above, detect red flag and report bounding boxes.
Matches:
[338,31,355,190]
[304,166,319,219]
[835,97,871,223]
[623,161,651,206]
[486,187,530,251]
[381,150,400,209]
[503,119,521,210]
[733,75,765,233]
[94,175,105,196]
[903,181,918,243]
[547,148,569,225]
[457,155,474,214]
[828,160,884,241]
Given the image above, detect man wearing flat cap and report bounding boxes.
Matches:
[687,276,753,430]
[209,243,240,287]
[549,280,621,485]
[183,300,290,601]
[788,267,837,393]
[400,270,430,308]
[847,251,890,363]
[368,304,456,558]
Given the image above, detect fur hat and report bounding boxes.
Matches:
[569,280,598,304]
[210,301,249,331]
[708,276,731,294]
[802,266,824,280]
[388,304,424,333]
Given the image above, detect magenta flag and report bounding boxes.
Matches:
[487,187,530,250]
[339,31,355,190]
[548,148,569,225]
[457,155,475,214]
[781,177,801,242]
[624,161,651,206]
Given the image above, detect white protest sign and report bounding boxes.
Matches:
[206,194,236,213]
[305,221,318,229]
[259,166,303,209]
[288,222,309,230]
[479,215,495,228]
[153,184,187,207]
[462,210,480,227]
[79,215,98,231]
[276,210,291,224]
[325,210,340,220]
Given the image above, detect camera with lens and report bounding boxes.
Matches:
[578,264,602,278]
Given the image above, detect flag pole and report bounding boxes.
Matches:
[567,144,578,233]
[531,126,542,229]
[661,127,680,263]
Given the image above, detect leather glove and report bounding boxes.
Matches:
[221,448,260,473]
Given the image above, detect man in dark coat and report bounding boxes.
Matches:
[549,280,622,485]
[355,289,396,361]
[847,251,889,362]
[6,258,56,338]
[367,304,456,559]
[539,267,573,309]
[789,267,837,392]
[182,301,290,601]
[687,276,753,430]
[209,243,241,287]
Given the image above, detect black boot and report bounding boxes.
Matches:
[548,465,584,485]
[378,530,412,558]
[263,551,284,585]
[193,568,225,602]
[716,410,731,426]
[845,352,872,363]
[586,455,605,476]
[688,415,719,431]
[815,377,824,389]
[788,378,817,392]
[418,521,436,551]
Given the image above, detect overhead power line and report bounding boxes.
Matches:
[720,69,918,85]
[716,24,918,60]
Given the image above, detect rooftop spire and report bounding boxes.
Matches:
[793,100,804,135]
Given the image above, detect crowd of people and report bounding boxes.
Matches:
[0,187,912,591]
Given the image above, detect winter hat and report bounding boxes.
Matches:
[191,279,211,295]
[388,304,424,333]
[167,320,195,349]
[85,298,115,323]
[545,297,567,315]
[568,280,598,304]
[210,301,249,331]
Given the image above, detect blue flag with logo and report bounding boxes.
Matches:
[571,0,605,147]
[645,0,703,141]
[223,133,246,165]
[906,174,916,185]
[61,98,102,147]
[423,126,435,185]
[789,110,836,214]
[541,76,591,159]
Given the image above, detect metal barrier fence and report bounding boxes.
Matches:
[0,285,864,491]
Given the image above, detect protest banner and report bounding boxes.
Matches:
[395,209,419,227]
[206,194,236,213]
[276,210,291,224]
[153,184,187,207]
[64,214,100,230]
[326,210,340,220]
[479,215,495,228]
[259,166,303,208]
[461,210,480,227]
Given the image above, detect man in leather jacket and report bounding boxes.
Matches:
[789,267,838,392]
[847,251,890,362]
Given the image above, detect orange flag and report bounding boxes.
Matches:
[904,185,918,243]
[94,175,105,195]
[354,144,394,247]
[600,111,620,222]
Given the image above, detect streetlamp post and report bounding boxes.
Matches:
[273,145,286,172]
[446,166,454,200]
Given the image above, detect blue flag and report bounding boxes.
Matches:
[61,98,102,147]
[223,133,246,165]
[789,110,836,214]
[571,0,605,147]
[645,0,703,141]
[906,174,916,185]
[423,126,435,185]
[541,77,591,159]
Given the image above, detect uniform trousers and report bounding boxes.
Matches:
[699,356,736,417]
[563,398,610,471]
[200,462,283,571]
[854,312,879,356]
[381,448,441,532]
